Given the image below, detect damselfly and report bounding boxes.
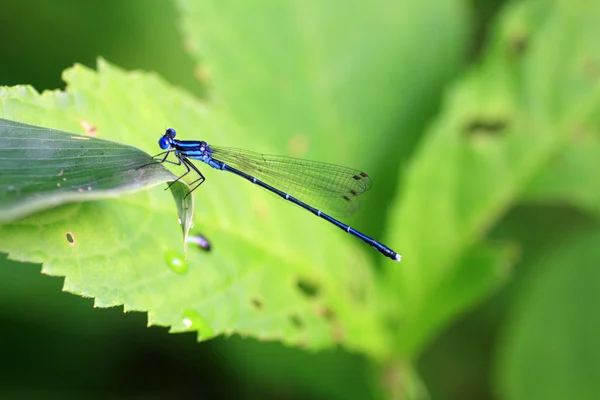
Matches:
[151,128,401,262]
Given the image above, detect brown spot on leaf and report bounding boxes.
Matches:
[65,232,76,247]
[251,297,263,310]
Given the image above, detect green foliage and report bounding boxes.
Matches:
[385,0,600,357]
[496,227,600,400]
[176,0,466,162]
[0,118,185,223]
[1,0,600,398]
[176,0,470,359]
[0,0,468,363]
[0,61,387,355]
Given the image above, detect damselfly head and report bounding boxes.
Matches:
[159,128,177,149]
[165,128,177,138]
[158,136,171,149]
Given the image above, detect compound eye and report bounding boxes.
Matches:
[158,136,170,150]
[166,128,176,138]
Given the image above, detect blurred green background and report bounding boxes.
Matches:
[1,0,599,399]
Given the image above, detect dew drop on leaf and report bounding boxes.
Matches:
[182,309,215,339]
[164,250,189,275]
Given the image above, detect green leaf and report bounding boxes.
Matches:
[0,118,176,223]
[175,0,469,239]
[176,0,467,150]
[166,176,195,253]
[384,0,600,356]
[518,7,600,219]
[0,60,391,356]
[522,137,600,218]
[395,242,516,353]
[495,227,600,400]
[172,0,470,360]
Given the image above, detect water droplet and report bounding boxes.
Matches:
[56,182,61,187]
[182,309,215,339]
[62,177,67,181]
[65,232,76,247]
[164,250,188,275]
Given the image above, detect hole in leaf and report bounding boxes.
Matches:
[296,278,320,298]
[251,297,263,310]
[65,232,76,247]
[290,314,304,330]
[465,118,508,137]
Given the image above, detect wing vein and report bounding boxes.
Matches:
[210,146,372,216]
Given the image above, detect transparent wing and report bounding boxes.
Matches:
[210,146,372,217]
